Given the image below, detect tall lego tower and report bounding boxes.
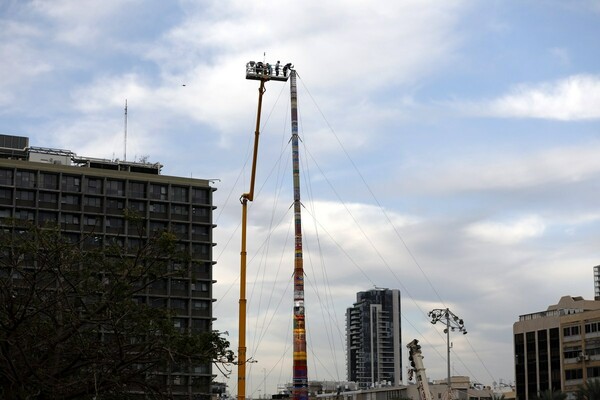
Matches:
[289,69,309,400]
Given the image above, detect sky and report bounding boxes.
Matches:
[2,0,600,396]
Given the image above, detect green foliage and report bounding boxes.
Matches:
[0,221,233,399]
[537,389,567,400]
[577,379,600,400]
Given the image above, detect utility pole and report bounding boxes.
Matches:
[428,308,467,400]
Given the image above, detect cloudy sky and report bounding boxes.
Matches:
[2,0,600,396]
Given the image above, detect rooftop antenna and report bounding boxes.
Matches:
[124,99,128,161]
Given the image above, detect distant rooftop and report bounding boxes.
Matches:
[0,134,163,175]
[518,295,600,322]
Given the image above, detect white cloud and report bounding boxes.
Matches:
[465,215,546,244]
[138,0,468,142]
[0,21,52,107]
[399,142,600,195]
[465,74,600,120]
[29,0,138,46]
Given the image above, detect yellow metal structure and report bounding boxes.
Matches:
[238,61,289,400]
[237,78,265,400]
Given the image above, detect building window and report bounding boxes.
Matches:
[192,244,209,257]
[86,178,103,194]
[172,375,188,385]
[0,169,13,185]
[151,297,167,308]
[192,225,209,238]
[16,190,34,201]
[61,175,81,192]
[106,198,124,211]
[588,343,600,356]
[106,217,124,228]
[85,216,98,226]
[150,203,167,213]
[588,366,600,378]
[39,211,57,223]
[0,188,12,200]
[171,186,188,202]
[565,369,583,380]
[150,279,167,294]
[61,214,80,225]
[38,192,58,204]
[127,237,142,251]
[84,196,102,207]
[172,223,188,234]
[150,220,167,232]
[175,243,188,254]
[0,208,11,218]
[192,206,208,217]
[171,204,189,217]
[15,209,34,220]
[585,322,600,334]
[193,364,210,374]
[564,325,580,337]
[172,279,188,292]
[39,173,58,190]
[192,319,209,332]
[149,184,167,200]
[193,282,209,292]
[61,194,80,206]
[563,346,581,359]
[192,188,209,203]
[106,180,124,196]
[192,262,211,275]
[173,318,187,330]
[15,170,35,188]
[171,299,187,310]
[129,200,145,213]
[193,300,209,310]
[107,236,124,248]
[128,181,146,198]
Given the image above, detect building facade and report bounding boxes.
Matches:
[314,377,494,400]
[594,265,600,300]
[0,135,216,398]
[346,288,402,388]
[513,295,600,400]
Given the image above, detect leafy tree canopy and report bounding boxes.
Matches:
[577,378,600,400]
[0,221,233,399]
[537,389,567,400]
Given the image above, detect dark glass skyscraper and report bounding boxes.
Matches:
[346,288,402,388]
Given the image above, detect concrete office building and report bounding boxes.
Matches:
[513,295,600,400]
[346,288,402,389]
[0,135,216,398]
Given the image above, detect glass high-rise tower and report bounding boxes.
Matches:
[346,288,402,389]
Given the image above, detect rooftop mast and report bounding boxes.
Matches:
[289,69,308,400]
[238,60,289,400]
[124,99,127,161]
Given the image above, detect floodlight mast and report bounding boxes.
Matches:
[238,60,290,400]
[428,308,467,400]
